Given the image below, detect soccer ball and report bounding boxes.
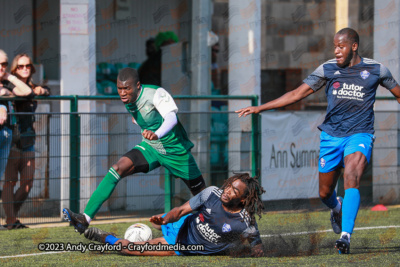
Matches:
[124,223,152,242]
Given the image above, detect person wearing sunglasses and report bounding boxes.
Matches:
[0,50,32,227]
[2,53,49,229]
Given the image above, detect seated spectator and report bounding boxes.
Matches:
[0,49,32,207]
[3,53,49,229]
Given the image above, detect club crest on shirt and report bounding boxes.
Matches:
[222,223,231,233]
[320,158,326,168]
[143,104,152,112]
[360,70,370,80]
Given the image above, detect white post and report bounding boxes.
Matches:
[228,0,261,173]
[373,0,400,204]
[190,0,212,186]
[60,0,97,215]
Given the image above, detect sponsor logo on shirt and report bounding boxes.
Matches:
[206,208,212,214]
[196,216,221,244]
[360,70,370,80]
[359,144,365,148]
[334,83,365,100]
[334,70,341,75]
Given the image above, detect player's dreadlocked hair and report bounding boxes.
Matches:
[221,173,265,225]
[118,67,140,83]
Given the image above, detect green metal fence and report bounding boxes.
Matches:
[1,95,399,226]
[0,95,260,226]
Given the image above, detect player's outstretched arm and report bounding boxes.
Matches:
[151,186,214,225]
[236,83,314,117]
[389,84,400,104]
[150,201,193,225]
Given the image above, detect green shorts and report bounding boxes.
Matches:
[133,141,202,180]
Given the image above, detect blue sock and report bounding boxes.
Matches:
[320,190,338,209]
[342,188,360,234]
[105,235,121,245]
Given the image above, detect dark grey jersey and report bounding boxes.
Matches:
[176,186,262,255]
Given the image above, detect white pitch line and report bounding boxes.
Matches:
[261,225,400,238]
[2,225,400,259]
[0,251,70,259]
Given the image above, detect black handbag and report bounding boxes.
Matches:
[11,100,37,150]
[12,124,35,150]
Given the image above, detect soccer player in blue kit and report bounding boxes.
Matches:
[236,28,400,254]
[84,173,265,257]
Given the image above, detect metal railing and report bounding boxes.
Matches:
[0,95,260,225]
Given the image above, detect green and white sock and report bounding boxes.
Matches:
[84,168,120,218]
[84,213,92,224]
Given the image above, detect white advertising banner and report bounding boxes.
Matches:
[261,112,325,200]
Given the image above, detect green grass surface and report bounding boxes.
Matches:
[1,207,399,266]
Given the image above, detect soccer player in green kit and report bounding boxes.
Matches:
[63,68,206,233]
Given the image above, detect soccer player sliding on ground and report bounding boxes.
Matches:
[236,28,400,254]
[84,173,265,257]
[64,68,206,233]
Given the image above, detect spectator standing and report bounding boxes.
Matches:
[2,53,49,229]
[0,50,32,207]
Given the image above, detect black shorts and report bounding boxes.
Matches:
[181,175,206,195]
[122,148,149,173]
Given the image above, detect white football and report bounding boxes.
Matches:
[124,223,152,242]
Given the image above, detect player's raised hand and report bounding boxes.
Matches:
[150,215,167,225]
[235,106,260,117]
[142,129,158,140]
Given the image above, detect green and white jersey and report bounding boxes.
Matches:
[125,84,194,155]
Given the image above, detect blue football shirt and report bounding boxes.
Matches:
[176,186,262,255]
[303,57,398,137]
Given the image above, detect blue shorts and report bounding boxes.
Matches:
[319,131,375,173]
[161,214,191,256]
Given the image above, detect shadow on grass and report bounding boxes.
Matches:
[261,234,400,258]
[261,234,337,257]
[350,246,400,254]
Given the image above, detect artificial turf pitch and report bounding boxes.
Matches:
[1,206,399,266]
